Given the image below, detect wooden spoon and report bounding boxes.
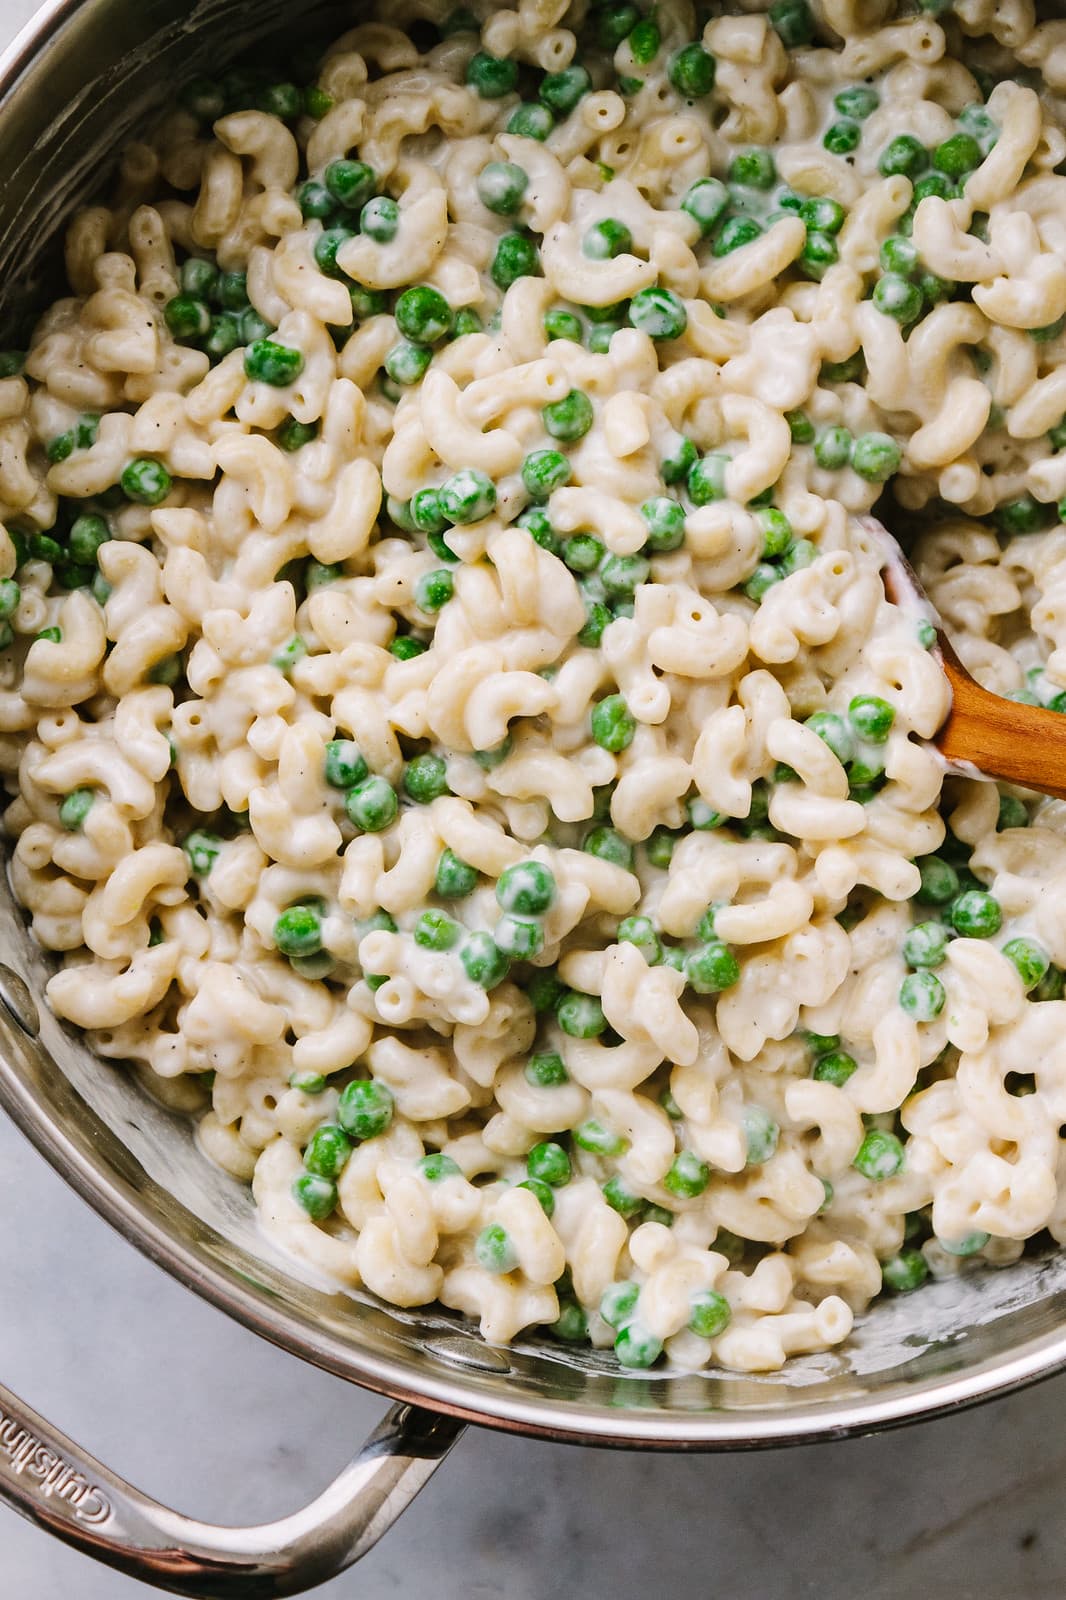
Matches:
[868,516,1066,802]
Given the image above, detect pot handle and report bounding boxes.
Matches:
[0,1377,464,1596]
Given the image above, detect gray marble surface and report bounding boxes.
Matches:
[2,2,1066,1595]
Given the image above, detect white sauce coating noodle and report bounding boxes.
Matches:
[6,0,1066,1372]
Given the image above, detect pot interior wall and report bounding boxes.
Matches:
[2,0,1066,1444]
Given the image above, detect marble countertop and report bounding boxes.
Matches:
[0,3,1064,1594]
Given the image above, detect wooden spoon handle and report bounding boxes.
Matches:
[938,645,1066,800]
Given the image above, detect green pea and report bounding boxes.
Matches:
[58,787,95,832]
[439,467,496,525]
[785,409,815,446]
[689,1288,732,1338]
[121,458,172,505]
[521,447,571,502]
[664,1150,710,1198]
[685,941,740,994]
[383,339,430,389]
[244,339,305,387]
[878,236,918,278]
[617,914,662,965]
[338,1077,394,1141]
[854,1128,905,1181]
[590,693,636,754]
[292,1172,337,1220]
[681,176,729,236]
[539,64,591,116]
[813,1049,858,1087]
[811,426,851,471]
[543,307,584,344]
[508,101,555,140]
[201,311,241,362]
[180,75,225,120]
[754,507,792,559]
[729,149,777,191]
[395,285,452,345]
[257,81,302,120]
[473,735,513,770]
[668,42,716,98]
[164,293,211,342]
[524,970,563,1015]
[350,284,388,321]
[882,1248,929,1292]
[601,1280,641,1328]
[933,132,981,176]
[1002,936,1050,991]
[491,232,540,289]
[179,829,219,877]
[0,579,18,622]
[403,753,449,805]
[848,694,895,743]
[473,161,528,221]
[899,969,946,1021]
[323,158,375,213]
[597,1174,641,1220]
[563,533,605,572]
[542,389,593,444]
[290,1069,328,1096]
[581,217,632,263]
[628,15,661,62]
[584,826,634,870]
[939,1230,990,1258]
[274,904,323,956]
[413,909,461,952]
[442,6,478,32]
[834,85,878,119]
[823,120,860,155]
[432,847,476,900]
[460,931,510,989]
[417,1152,461,1184]
[556,989,606,1039]
[769,0,814,47]
[314,227,355,279]
[474,1222,517,1273]
[298,180,334,221]
[65,514,108,568]
[873,272,923,324]
[688,796,725,829]
[496,860,555,916]
[323,739,368,791]
[712,215,762,256]
[639,495,685,552]
[661,433,697,485]
[799,196,846,235]
[304,1122,352,1180]
[358,195,399,243]
[573,1120,628,1160]
[996,793,1028,831]
[850,429,902,483]
[390,636,426,660]
[903,921,949,969]
[274,416,319,454]
[601,553,650,598]
[269,634,306,677]
[493,913,542,959]
[994,493,1053,536]
[625,285,686,341]
[740,1106,778,1167]
[687,452,729,506]
[915,855,959,905]
[879,134,928,178]
[345,775,398,832]
[413,568,453,615]
[525,1052,568,1090]
[801,711,852,766]
[464,52,518,99]
[950,888,1001,938]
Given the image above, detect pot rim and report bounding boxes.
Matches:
[3,0,1066,1452]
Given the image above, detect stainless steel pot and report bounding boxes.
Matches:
[3,2,1066,1592]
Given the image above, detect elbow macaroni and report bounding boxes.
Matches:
[6,0,1066,1377]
